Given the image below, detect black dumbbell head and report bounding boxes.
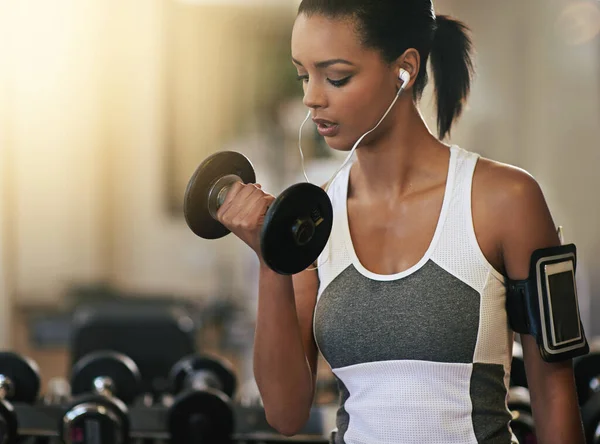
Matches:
[60,394,129,444]
[510,410,536,444]
[184,151,256,240]
[574,352,600,406]
[71,351,142,405]
[581,391,600,443]
[0,400,17,444]
[168,389,234,444]
[170,355,237,399]
[260,182,333,275]
[0,352,41,403]
[510,342,527,389]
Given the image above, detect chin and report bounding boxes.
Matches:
[324,135,355,152]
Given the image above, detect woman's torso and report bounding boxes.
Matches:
[315,145,517,444]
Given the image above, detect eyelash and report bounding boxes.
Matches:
[296,75,351,88]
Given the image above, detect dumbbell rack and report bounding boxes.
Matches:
[12,403,331,443]
[0,350,333,444]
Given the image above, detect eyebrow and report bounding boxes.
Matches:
[292,57,355,69]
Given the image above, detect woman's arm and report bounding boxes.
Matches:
[497,167,584,444]
[215,181,320,436]
[253,264,320,436]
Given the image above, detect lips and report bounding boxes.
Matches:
[312,118,337,127]
[313,118,340,137]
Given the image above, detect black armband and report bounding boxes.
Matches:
[506,244,589,362]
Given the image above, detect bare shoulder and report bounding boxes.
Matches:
[473,157,544,206]
[472,157,560,279]
[472,157,554,231]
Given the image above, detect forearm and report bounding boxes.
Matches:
[529,362,585,444]
[253,263,314,434]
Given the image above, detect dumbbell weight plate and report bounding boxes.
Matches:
[510,341,528,389]
[507,386,536,442]
[170,355,237,399]
[510,410,536,444]
[168,389,234,444]
[574,352,600,406]
[61,394,130,444]
[581,391,600,443]
[260,182,333,275]
[184,151,256,240]
[71,351,142,405]
[0,352,41,403]
[0,400,17,444]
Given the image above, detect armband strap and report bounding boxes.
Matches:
[506,244,589,362]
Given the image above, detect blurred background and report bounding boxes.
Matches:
[0,0,598,407]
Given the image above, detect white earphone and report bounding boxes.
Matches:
[297,67,412,188]
[398,68,410,94]
[298,67,412,270]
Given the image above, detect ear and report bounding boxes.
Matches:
[395,48,421,90]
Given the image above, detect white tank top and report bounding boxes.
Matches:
[314,145,517,444]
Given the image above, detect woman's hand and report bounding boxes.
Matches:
[216,182,276,260]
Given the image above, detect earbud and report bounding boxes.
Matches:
[399,69,410,88]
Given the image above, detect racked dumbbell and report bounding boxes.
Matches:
[0,352,41,444]
[60,351,142,444]
[166,354,237,444]
[574,343,600,406]
[508,386,536,444]
[581,391,600,443]
[510,341,528,389]
[184,151,334,275]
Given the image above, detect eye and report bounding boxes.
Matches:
[296,74,309,83]
[328,76,351,88]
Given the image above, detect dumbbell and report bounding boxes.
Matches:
[510,341,528,389]
[574,344,600,406]
[166,354,237,444]
[507,386,537,444]
[0,352,41,444]
[184,151,334,275]
[581,391,600,443]
[60,351,142,444]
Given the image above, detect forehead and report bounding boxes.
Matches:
[291,14,365,63]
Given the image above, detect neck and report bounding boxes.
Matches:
[351,101,448,201]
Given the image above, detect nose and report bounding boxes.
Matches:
[302,80,327,109]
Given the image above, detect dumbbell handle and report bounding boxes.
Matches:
[207,174,243,219]
[0,375,14,400]
[186,370,223,394]
[93,376,115,398]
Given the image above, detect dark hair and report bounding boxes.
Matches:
[297,0,475,140]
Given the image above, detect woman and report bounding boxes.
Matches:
[216,1,585,442]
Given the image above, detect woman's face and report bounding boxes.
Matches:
[291,14,399,151]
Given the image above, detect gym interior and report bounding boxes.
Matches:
[0,0,599,443]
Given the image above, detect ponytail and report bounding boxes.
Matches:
[429,15,475,140]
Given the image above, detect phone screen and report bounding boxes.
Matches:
[547,267,581,345]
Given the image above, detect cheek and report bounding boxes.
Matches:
[338,77,393,123]
[335,84,393,144]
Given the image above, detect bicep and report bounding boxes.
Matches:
[501,174,560,280]
[292,267,320,387]
[499,172,576,388]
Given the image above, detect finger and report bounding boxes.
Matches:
[218,182,255,221]
[235,193,273,232]
[235,188,268,223]
[224,182,262,207]
[220,181,245,207]
[256,195,276,224]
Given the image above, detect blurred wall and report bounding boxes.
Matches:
[0,0,295,318]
